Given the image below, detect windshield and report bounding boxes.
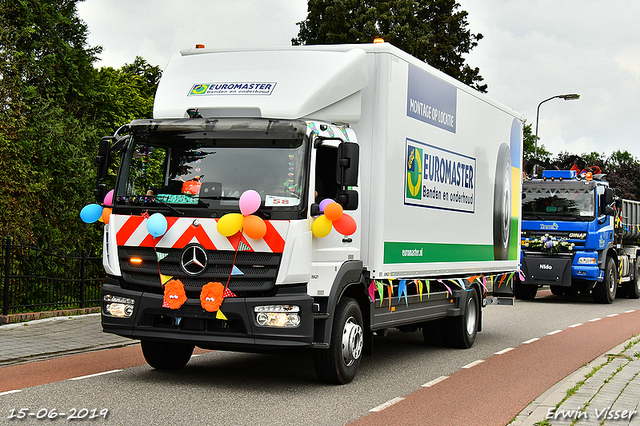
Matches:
[116,126,309,214]
[522,181,595,220]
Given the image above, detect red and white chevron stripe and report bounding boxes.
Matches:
[112,215,288,253]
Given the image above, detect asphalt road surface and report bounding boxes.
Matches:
[3,290,640,426]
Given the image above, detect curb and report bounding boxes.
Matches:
[511,338,635,426]
[0,307,101,325]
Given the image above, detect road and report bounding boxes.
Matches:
[2,290,640,426]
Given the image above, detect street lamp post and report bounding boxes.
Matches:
[534,93,580,157]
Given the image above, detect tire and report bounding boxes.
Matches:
[593,257,617,304]
[493,143,512,260]
[624,260,640,299]
[550,285,564,296]
[141,339,194,370]
[446,288,479,349]
[313,297,364,384]
[422,318,446,346]
[514,279,537,300]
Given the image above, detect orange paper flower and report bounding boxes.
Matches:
[163,279,187,310]
[200,282,225,312]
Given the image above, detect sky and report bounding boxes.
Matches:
[76,0,640,160]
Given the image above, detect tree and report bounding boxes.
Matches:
[0,1,161,250]
[292,0,487,92]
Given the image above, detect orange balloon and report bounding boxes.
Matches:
[324,202,343,222]
[243,214,267,240]
[333,213,357,236]
[101,207,112,224]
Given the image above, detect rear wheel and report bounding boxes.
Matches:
[313,297,364,384]
[446,288,479,349]
[624,260,640,299]
[593,257,617,304]
[141,340,194,370]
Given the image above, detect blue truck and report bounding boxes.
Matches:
[515,169,640,303]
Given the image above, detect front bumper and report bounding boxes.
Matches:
[101,280,314,352]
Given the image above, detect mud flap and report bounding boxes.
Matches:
[521,254,572,286]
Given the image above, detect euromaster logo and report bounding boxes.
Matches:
[188,82,276,96]
[406,145,423,200]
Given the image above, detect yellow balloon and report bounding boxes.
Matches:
[312,215,333,238]
[217,213,244,237]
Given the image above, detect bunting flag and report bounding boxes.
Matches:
[480,276,488,294]
[368,281,376,302]
[387,284,393,311]
[438,279,452,297]
[398,279,408,306]
[231,265,244,276]
[376,281,385,306]
[518,270,526,282]
[498,274,507,288]
[415,280,423,301]
[426,279,430,298]
[223,288,237,298]
[456,278,470,292]
[160,274,173,285]
[216,310,227,320]
[156,251,168,262]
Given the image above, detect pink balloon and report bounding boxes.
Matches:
[239,190,261,216]
[318,198,335,213]
[103,189,114,207]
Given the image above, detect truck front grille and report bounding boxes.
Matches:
[118,246,280,295]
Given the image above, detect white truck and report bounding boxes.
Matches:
[94,43,523,384]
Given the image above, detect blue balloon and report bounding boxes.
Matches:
[146,213,168,238]
[80,204,103,223]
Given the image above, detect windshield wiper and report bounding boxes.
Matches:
[155,199,184,215]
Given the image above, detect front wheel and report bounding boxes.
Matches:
[514,279,538,300]
[593,257,617,304]
[313,297,364,384]
[446,288,479,349]
[141,340,194,370]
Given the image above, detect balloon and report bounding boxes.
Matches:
[239,190,261,216]
[147,213,168,238]
[243,214,267,240]
[333,213,357,236]
[311,215,333,238]
[217,213,243,237]
[318,198,335,213]
[80,204,103,223]
[324,202,343,222]
[101,207,112,225]
[103,189,114,207]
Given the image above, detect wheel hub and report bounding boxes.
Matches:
[341,317,363,366]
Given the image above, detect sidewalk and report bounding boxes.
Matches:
[2,314,640,425]
[512,337,640,426]
[0,314,136,367]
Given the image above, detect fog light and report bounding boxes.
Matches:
[254,305,300,328]
[103,295,134,318]
[578,257,597,264]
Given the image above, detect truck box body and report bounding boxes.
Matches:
[97,43,523,383]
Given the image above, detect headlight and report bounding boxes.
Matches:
[254,305,300,328]
[577,257,597,264]
[103,295,135,318]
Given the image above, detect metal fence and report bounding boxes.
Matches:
[1,237,104,315]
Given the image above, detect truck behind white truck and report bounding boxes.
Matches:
[94,43,523,384]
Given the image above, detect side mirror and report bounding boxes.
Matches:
[600,187,615,216]
[336,190,359,211]
[336,143,359,187]
[97,137,112,182]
